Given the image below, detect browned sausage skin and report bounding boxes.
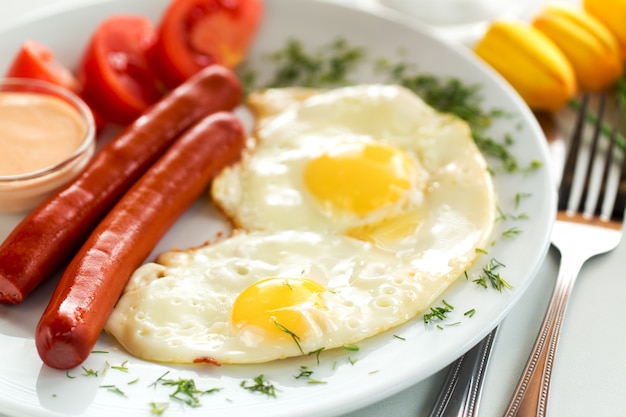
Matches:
[0,65,242,304]
[36,111,246,369]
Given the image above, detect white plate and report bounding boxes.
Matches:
[0,1,556,416]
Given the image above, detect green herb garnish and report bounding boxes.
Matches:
[81,367,99,377]
[273,320,304,354]
[100,385,126,397]
[240,374,277,398]
[159,377,221,407]
[308,347,325,365]
[110,360,129,372]
[423,299,454,324]
[473,258,512,291]
[149,401,169,415]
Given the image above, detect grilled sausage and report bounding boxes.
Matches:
[36,111,245,369]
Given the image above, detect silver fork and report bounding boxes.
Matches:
[427,92,625,417]
[504,92,625,416]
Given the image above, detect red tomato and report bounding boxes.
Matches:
[78,15,163,126]
[148,0,263,89]
[5,40,81,93]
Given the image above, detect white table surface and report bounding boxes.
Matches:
[1,1,625,417]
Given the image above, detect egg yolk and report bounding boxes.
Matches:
[303,142,414,217]
[346,210,422,248]
[231,277,325,343]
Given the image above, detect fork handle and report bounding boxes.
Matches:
[503,252,585,417]
[427,327,498,417]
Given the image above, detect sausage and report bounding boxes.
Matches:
[0,65,241,304]
[36,111,246,369]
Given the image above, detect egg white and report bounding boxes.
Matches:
[105,230,426,364]
[213,85,496,258]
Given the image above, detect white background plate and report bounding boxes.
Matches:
[0,1,555,416]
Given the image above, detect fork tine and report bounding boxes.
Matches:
[579,94,607,214]
[612,156,626,222]
[559,94,589,212]
[592,94,616,217]
[611,96,626,222]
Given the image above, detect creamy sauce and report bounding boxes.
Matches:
[0,92,87,176]
[0,89,94,212]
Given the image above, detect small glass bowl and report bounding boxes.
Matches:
[0,78,96,212]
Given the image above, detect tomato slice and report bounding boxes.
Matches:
[5,40,81,93]
[78,15,163,126]
[148,0,263,89]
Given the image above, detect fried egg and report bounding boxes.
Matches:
[105,85,496,365]
[106,229,466,364]
[213,85,495,258]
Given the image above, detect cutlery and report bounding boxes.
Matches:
[426,327,498,417]
[426,92,624,417]
[504,92,625,416]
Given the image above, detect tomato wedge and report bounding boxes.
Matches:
[78,15,163,126]
[148,0,263,89]
[5,40,81,93]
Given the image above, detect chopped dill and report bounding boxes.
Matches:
[240,374,277,398]
[149,401,169,415]
[393,334,406,341]
[295,366,314,379]
[81,367,99,377]
[294,366,327,384]
[148,371,220,408]
[515,192,532,208]
[274,320,304,354]
[65,371,76,379]
[423,299,454,324]
[149,371,171,389]
[502,227,522,239]
[464,308,476,318]
[110,360,129,372]
[308,378,328,385]
[100,385,126,397]
[308,347,325,365]
[160,377,221,407]
[239,38,364,94]
[343,344,360,351]
[473,258,512,292]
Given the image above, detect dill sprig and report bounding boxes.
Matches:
[150,372,220,408]
[241,38,364,93]
[149,401,169,415]
[294,366,314,379]
[274,319,304,354]
[473,258,512,292]
[109,360,129,372]
[100,384,126,397]
[308,347,325,365]
[240,374,278,398]
[423,299,454,324]
[81,366,99,377]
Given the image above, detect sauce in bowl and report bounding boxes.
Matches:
[0,78,95,212]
